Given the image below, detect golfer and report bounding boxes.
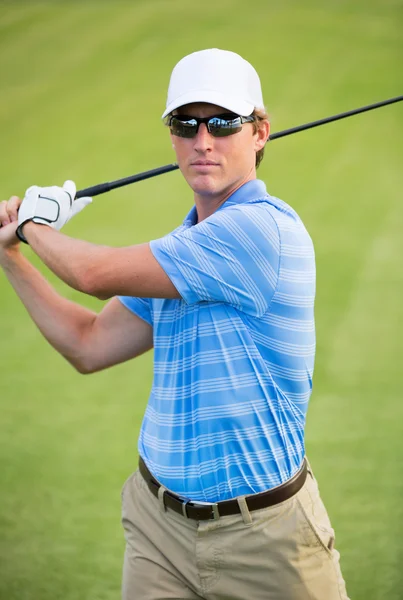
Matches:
[0,49,349,600]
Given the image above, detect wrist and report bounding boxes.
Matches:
[0,244,21,268]
[22,220,38,235]
[16,219,32,244]
[20,220,48,244]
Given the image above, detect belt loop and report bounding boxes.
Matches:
[182,500,189,518]
[237,496,253,525]
[305,456,314,478]
[158,485,167,512]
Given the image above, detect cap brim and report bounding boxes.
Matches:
[162,90,255,118]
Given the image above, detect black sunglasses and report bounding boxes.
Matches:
[167,112,256,139]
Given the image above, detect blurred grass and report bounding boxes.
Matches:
[0,1,402,598]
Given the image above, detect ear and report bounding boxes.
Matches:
[254,120,270,152]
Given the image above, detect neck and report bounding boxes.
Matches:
[194,171,256,222]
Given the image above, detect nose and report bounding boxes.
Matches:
[193,123,213,152]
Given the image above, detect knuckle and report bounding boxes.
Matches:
[10,195,22,209]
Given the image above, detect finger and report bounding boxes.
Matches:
[71,196,92,216]
[0,200,11,227]
[6,196,22,223]
[63,180,76,202]
[3,221,19,235]
[24,185,39,198]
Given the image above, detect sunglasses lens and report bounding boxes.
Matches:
[169,117,198,138]
[168,114,251,138]
[209,116,243,137]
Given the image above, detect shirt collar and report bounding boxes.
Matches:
[224,179,268,206]
[183,179,268,226]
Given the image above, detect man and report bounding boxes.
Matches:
[0,49,349,599]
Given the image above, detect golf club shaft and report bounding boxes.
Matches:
[76,94,403,199]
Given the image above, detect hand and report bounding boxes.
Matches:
[0,195,22,251]
[16,180,92,243]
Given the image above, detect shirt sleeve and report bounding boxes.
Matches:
[118,296,153,326]
[149,203,280,317]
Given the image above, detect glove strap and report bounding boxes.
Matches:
[16,221,31,244]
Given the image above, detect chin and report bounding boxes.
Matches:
[189,175,220,196]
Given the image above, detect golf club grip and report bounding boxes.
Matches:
[75,95,403,199]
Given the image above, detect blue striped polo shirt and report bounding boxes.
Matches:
[119,179,316,502]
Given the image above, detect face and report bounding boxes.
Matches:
[169,103,269,205]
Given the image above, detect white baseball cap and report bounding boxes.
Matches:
[162,48,265,119]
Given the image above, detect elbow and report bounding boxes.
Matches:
[68,355,95,375]
[72,361,94,375]
[71,355,106,375]
[68,344,107,375]
[77,266,113,301]
[94,291,112,301]
[65,344,98,375]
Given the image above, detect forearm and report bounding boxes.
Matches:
[0,247,97,370]
[23,222,107,298]
[22,222,179,300]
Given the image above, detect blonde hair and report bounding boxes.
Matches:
[252,107,270,168]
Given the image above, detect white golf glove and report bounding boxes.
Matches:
[16,180,92,243]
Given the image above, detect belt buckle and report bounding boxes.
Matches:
[210,503,220,520]
[182,500,220,520]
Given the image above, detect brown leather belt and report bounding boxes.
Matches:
[138,456,307,521]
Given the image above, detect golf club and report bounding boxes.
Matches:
[75,94,403,199]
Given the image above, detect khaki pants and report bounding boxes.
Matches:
[121,464,349,600]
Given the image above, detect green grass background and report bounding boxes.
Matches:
[0,1,402,598]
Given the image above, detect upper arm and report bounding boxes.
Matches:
[80,297,153,373]
[83,243,181,301]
